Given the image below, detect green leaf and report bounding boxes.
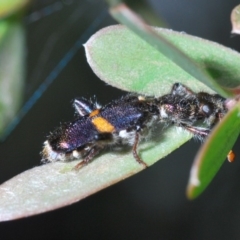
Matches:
[187,102,240,199]
[231,4,240,35]
[108,4,235,97]
[0,126,190,221]
[0,18,25,136]
[85,25,240,98]
[0,0,29,19]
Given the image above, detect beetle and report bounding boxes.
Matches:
[41,83,229,170]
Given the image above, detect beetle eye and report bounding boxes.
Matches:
[202,105,211,114]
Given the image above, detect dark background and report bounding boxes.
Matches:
[1,0,240,239]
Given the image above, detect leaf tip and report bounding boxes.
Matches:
[186,164,201,199]
[230,5,240,35]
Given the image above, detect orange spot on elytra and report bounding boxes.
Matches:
[92,117,115,132]
[89,109,100,117]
